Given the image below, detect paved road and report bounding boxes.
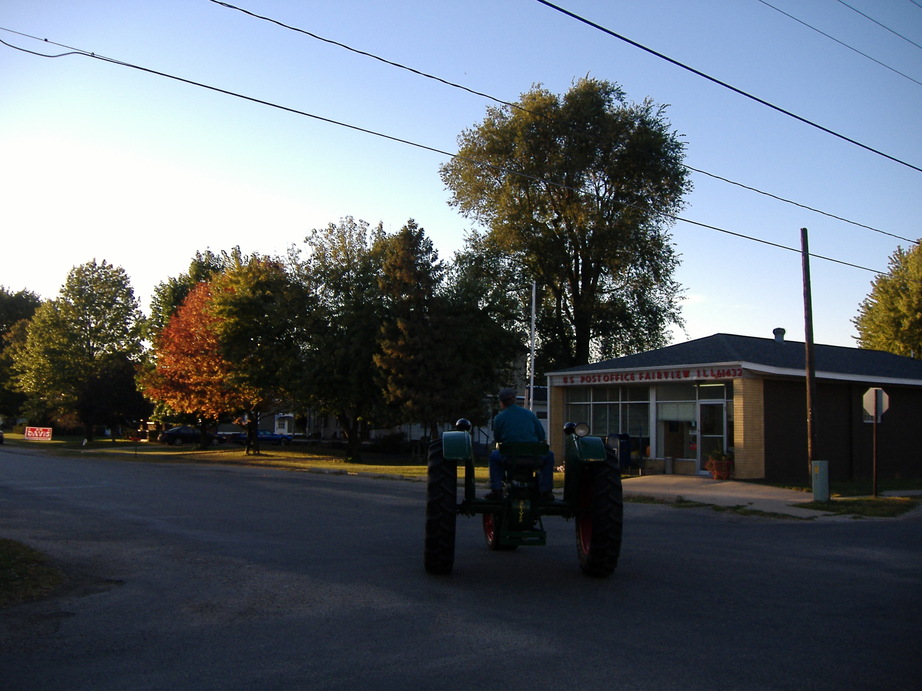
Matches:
[1,445,920,690]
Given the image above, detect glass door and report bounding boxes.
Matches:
[699,402,726,471]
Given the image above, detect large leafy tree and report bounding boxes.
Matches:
[440,77,691,369]
[294,217,389,461]
[440,243,524,424]
[12,260,144,439]
[854,242,922,356]
[208,254,312,453]
[0,287,42,418]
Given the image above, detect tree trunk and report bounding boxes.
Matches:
[197,419,210,450]
[245,414,259,455]
[342,415,363,462]
[82,419,95,443]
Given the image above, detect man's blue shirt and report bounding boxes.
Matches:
[493,404,546,444]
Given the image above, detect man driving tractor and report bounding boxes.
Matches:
[486,387,556,502]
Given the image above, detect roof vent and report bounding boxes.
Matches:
[773,327,786,343]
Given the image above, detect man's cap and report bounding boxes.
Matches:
[498,387,516,403]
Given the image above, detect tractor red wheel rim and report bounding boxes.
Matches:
[484,513,496,543]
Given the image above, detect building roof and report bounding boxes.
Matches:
[548,333,922,386]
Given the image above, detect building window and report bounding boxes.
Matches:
[564,386,650,458]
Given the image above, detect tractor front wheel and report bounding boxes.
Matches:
[424,439,457,574]
[576,450,623,577]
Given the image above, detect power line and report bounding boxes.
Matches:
[534,0,922,175]
[0,29,886,275]
[209,0,914,245]
[835,0,922,51]
[685,166,915,245]
[757,0,922,86]
[207,1,521,111]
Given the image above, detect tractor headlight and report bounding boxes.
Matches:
[564,421,590,437]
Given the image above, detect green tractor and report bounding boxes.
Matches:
[424,419,623,577]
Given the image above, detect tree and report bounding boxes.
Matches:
[374,220,446,437]
[147,249,239,340]
[11,260,144,439]
[141,282,248,447]
[294,217,389,461]
[854,242,922,357]
[437,244,524,426]
[208,254,312,453]
[374,220,520,437]
[0,287,41,418]
[440,78,691,369]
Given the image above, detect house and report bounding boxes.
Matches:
[546,331,922,483]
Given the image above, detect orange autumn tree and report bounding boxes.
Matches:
[142,281,254,447]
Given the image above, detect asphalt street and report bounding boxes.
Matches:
[1,445,920,690]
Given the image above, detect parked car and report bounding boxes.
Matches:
[226,429,293,446]
[0,428,4,444]
[158,426,223,446]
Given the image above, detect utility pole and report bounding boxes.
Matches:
[528,281,536,411]
[801,228,817,475]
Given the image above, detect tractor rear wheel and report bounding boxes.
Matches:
[576,450,623,577]
[482,512,516,551]
[424,439,457,574]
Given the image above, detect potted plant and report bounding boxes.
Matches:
[705,449,734,480]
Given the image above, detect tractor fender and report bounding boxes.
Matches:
[441,430,472,460]
[567,434,607,463]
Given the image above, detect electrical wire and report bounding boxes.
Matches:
[757,0,922,86]
[685,166,915,245]
[0,29,887,275]
[835,0,922,51]
[209,0,915,245]
[0,36,81,58]
[534,0,922,175]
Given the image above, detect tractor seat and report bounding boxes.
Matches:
[495,442,550,470]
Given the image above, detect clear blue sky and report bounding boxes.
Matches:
[2,0,920,349]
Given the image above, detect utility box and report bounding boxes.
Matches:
[812,461,829,502]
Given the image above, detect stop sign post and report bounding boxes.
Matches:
[862,387,889,497]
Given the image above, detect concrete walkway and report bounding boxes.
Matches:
[621,474,837,519]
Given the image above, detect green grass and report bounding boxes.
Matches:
[0,538,64,608]
[746,476,922,518]
[793,496,918,518]
[1,433,485,481]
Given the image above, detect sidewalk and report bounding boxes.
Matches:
[621,474,836,519]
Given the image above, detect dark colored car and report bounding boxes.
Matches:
[226,429,293,446]
[0,429,4,444]
[158,426,223,446]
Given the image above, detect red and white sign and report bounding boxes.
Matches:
[24,426,53,441]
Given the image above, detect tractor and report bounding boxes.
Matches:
[424,419,623,577]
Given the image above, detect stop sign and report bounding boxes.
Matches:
[862,387,889,422]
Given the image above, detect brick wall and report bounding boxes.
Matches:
[734,377,765,479]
